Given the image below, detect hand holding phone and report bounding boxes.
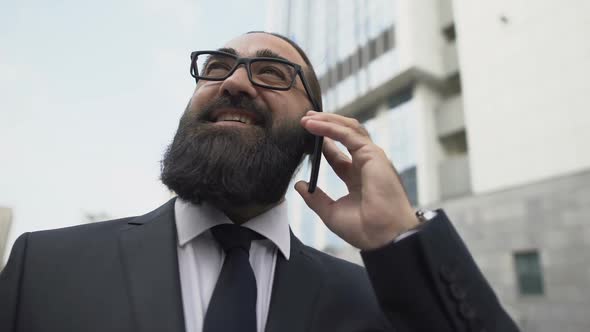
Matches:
[296,112,418,250]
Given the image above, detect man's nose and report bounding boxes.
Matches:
[218,65,258,99]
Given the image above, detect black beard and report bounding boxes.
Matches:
[160,94,313,208]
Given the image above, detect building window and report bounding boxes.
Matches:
[442,24,456,42]
[317,25,396,92]
[368,38,377,61]
[399,166,418,206]
[336,62,344,82]
[514,250,545,296]
[440,130,468,155]
[388,86,413,109]
[382,28,392,51]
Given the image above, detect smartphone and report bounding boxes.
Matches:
[299,76,323,193]
[308,135,323,193]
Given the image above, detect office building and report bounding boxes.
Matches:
[266,0,590,331]
[0,207,13,268]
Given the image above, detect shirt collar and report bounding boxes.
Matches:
[174,198,291,260]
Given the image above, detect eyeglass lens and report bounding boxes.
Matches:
[195,53,297,88]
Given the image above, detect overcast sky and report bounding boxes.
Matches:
[1,0,273,261]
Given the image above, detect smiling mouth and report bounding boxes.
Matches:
[208,108,261,126]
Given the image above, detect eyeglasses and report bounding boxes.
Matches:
[189,50,320,116]
[190,50,305,90]
[189,50,324,193]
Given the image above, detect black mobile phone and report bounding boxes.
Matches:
[307,135,324,193]
[299,74,323,193]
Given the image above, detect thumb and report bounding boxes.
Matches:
[294,181,335,222]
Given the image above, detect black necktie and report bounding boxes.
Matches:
[203,224,263,332]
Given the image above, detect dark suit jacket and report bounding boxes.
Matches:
[0,198,519,332]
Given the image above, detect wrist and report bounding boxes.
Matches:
[363,211,419,250]
[364,209,437,250]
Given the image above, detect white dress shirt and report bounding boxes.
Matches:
[174,198,291,332]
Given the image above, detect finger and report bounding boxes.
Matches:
[294,181,335,222]
[304,111,369,136]
[322,138,352,182]
[301,119,372,152]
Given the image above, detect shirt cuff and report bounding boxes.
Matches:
[394,229,420,243]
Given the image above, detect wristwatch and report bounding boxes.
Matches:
[415,208,437,223]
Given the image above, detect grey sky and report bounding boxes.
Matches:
[1,0,271,261]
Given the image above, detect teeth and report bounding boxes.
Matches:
[216,112,253,124]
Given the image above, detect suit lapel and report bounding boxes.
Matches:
[265,233,324,332]
[118,198,186,332]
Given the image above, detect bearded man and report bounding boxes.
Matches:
[0,32,520,332]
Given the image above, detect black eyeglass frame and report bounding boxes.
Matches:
[189,50,323,193]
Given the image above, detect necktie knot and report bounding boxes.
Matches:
[211,224,264,254]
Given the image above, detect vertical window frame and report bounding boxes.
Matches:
[513,249,545,296]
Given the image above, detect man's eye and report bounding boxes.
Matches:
[257,66,286,79]
[205,62,231,76]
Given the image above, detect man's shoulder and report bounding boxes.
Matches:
[30,216,134,238]
[26,198,176,243]
[295,241,374,292]
[20,217,136,254]
[292,240,390,327]
[296,241,366,277]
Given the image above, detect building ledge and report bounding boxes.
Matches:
[333,66,455,117]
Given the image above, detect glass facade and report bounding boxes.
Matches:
[365,98,418,205]
[270,0,400,112]
[272,0,417,250]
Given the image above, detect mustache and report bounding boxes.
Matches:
[196,94,273,127]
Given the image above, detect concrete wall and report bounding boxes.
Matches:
[414,83,444,205]
[436,94,465,137]
[439,154,471,198]
[395,0,445,76]
[453,0,590,194]
[438,169,590,332]
[331,169,590,331]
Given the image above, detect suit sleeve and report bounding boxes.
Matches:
[0,233,29,332]
[360,210,520,332]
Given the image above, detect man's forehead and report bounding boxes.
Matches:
[221,33,306,66]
